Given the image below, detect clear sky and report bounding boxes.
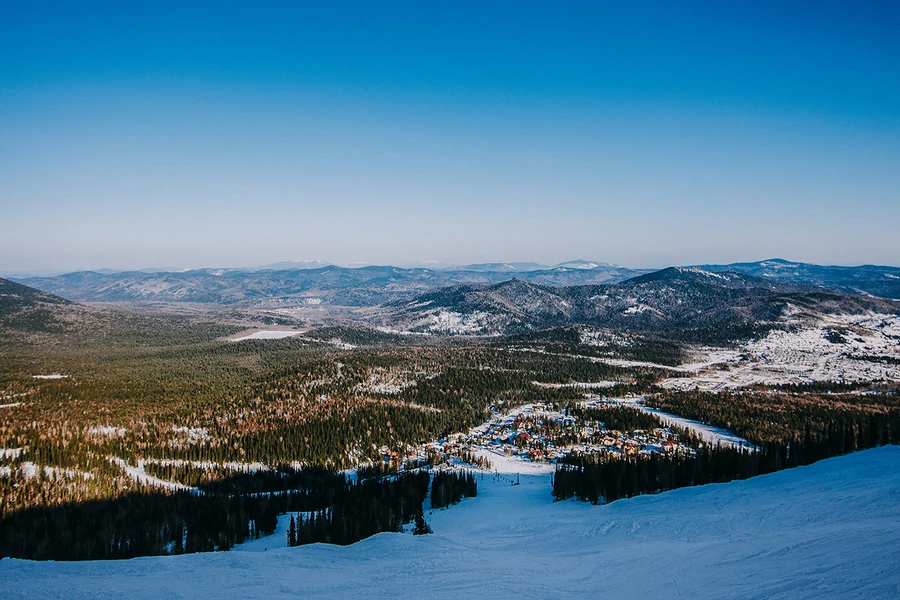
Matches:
[2,1,899,273]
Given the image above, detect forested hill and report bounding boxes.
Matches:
[699,259,900,300]
[386,268,899,342]
[0,277,77,333]
[0,277,70,309]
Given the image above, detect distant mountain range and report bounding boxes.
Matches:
[698,259,900,300]
[12,263,644,306]
[384,267,896,342]
[10,259,900,311]
[5,264,899,344]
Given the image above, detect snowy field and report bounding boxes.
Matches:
[404,309,504,335]
[2,447,898,599]
[229,330,304,342]
[661,312,900,391]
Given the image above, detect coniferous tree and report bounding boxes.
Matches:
[288,514,297,547]
[413,506,432,535]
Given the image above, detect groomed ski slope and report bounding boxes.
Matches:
[2,447,899,599]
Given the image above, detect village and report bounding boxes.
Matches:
[375,396,697,472]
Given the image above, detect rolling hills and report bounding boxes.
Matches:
[385,268,898,342]
[13,264,643,307]
[700,258,900,300]
[0,277,78,334]
[12,259,900,311]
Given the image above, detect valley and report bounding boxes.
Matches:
[1,264,898,593]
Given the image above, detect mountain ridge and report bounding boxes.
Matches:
[385,268,897,342]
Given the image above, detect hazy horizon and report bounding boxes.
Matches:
[3,2,899,273]
[6,255,900,279]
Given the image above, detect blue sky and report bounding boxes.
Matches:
[2,1,899,272]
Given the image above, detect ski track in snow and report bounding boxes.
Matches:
[2,447,899,599]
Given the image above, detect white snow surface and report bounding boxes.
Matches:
[0,447,24,459]
[3,447,898,599]
[109,458,195,493]
[425,309,498,334]
[15,462,93,481]
[661,312,900,391]
[88,425,126,437]
[531,380,619,389]
[230,330,304,342]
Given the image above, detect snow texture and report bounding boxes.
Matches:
[109,458,196,493]
[230,330,304,342]
[2,447,898,599]
[662,313,900,391]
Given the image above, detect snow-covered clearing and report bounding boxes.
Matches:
[229,330,304,342]
[531,380,619,389]
[662,313,900,391]
[513,347,685,372]
[171,426,211,444]
[609,396,754,449]
[422,309,500,334]
[301,336,357,349]
[88,425,126,437]
[375,326,431,336]
[0,402,22,409]
[2,447,898,599]
[109,458,196,493]
[0,448,24,459]
[13,462,93,481]
[31,374,68,379]
[473,446,555,475]
[355,371,418,395]
[140,458,269,473]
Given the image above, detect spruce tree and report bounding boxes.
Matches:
[288,514,297,547]
[413,507,432,535]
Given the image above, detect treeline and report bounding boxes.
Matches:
[0,467,347,561]
[430,470,477,509]
[287,471,430,546]
[0,467,476,561]
[2,491,272,561]
[142,464,347,497]
[501,326,686,366]
[646,389,900,444]
[286,469,478,546]
[571,405,665,432]
[554,410,900,504]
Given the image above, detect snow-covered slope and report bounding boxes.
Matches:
[2,447,898,599]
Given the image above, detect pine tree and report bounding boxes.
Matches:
[413,506,432,535]
[288,514,297,547]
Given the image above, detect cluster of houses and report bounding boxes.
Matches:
[404,401,692,468]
